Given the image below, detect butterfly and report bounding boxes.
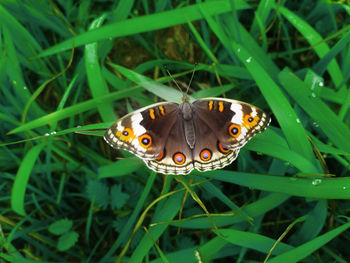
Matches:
[104,94,270,175]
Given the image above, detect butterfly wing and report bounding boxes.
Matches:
[191,115,240,172]
[188,98,269,172]
[144,117,194,175]
[104,102,180,159]
[192,98,270,150]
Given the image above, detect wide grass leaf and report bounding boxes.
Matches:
[8,86,142,134]
[267,221,350,262]
[38,0,250,57]
[11,142,46,216]
[204,170,350,199]
[85,14,115,123]
[213,228,293,255]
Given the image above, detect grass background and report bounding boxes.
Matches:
[1,0,350,262]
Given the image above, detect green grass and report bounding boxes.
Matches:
[1,0,350,262]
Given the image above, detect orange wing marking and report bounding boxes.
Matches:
[208,101,213,111]
[218,102,224,112]
[158,106,165,116]
[149,109,156,120]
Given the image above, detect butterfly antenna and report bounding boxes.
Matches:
[186,63,197,95]
[165,66,183,94]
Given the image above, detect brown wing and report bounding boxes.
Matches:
[144,117,194,175]
[104,102,179,159]
[191,115,240,172]
[192,98,270,150]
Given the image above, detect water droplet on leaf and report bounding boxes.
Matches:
[312,179,322,186]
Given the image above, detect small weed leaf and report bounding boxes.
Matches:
[57,231,79,251]
[111,184,129,209]
[48,218,73,236]
[112,217,129,233]
[124,180,143,207]
[86,179,109,209]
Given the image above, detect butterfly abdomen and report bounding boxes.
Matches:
[181,102,196,149]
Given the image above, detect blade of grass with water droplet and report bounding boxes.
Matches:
[203,170,350,199]
[279,70,350,157]
[278,5,344,89]
[8,86,141,134]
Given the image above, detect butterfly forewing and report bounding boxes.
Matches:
[193,98,270,150]
[104,102,179,159]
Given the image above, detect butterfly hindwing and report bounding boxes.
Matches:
[191,115,240,172]
[144,117,194,175]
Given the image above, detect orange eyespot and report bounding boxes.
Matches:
[118,128,134,141]
[155,150,165,161]
[217,141,231,154]
[173,152,186,165]
[243,114,259,127]
[139,134,152,148]
[229,124,241,138]
[200,149,212,161]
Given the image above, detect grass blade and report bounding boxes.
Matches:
[11,142,46,216]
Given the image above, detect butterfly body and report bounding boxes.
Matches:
[104,97,270,175]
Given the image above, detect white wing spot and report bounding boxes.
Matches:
[251,107,257,117]
[131,113,146,136]
[230,103,243,124]
[131,138,146,152]
[237,127,248,140]
[117,122,124,132]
